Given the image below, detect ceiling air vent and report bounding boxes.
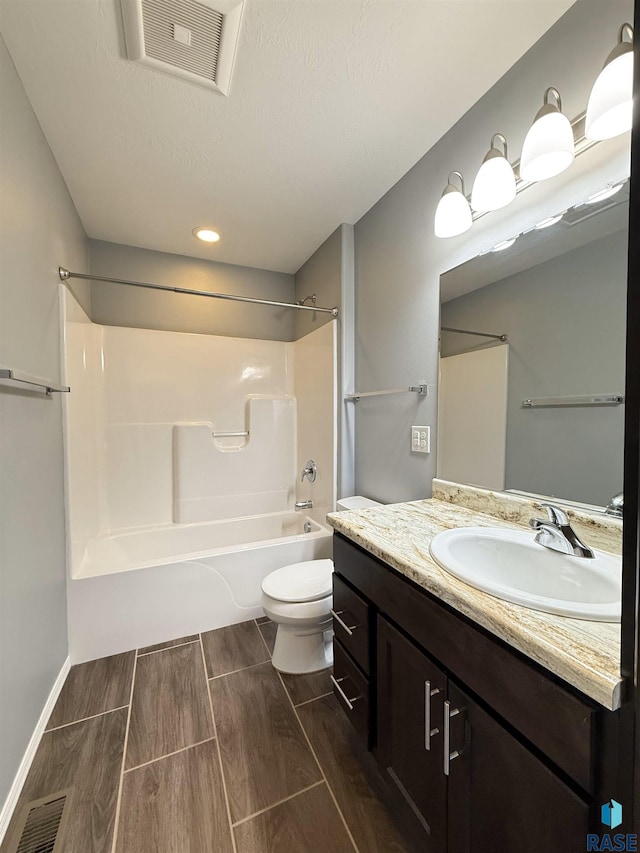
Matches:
[120,0,244,95]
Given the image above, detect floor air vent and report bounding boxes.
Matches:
[121,0,244,95]
[7,791,71,853]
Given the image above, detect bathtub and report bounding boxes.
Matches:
[68,512,333,663]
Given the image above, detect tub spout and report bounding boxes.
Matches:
[295,500,313,510]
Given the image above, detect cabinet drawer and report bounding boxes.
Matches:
[332,574,370,673]
[332,638,369,741]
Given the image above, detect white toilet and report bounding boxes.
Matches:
[261,496,381,674]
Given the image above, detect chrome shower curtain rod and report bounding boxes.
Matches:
[58,268,339,317]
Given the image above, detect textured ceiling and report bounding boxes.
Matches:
[1,0,575,273]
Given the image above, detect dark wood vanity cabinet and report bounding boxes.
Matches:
[333,533,614,853]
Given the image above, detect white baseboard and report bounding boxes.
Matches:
[0,657,71,844]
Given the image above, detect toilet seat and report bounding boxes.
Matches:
[261,559,333,603]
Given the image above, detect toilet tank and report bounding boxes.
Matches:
[336,496,381,511]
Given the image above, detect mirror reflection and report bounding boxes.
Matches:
[438,182,629,510]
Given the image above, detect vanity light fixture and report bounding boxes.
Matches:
[520,88,574,182]
[434,171,473,238]
[471,133,517,213]
[192,227,221,243]
[584,182,625,205]
[491,237,517,252]
[586,24,634,141]
[534,213,564,229]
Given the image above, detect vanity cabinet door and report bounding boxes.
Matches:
[446,681,590,853]
[377,616,447,853]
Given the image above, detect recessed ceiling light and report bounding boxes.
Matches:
[535,213,564,229]
[491,237,517,252]
[193,227,221,243]
[585,183,624,205]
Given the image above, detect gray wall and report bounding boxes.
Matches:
[353,0,633,503]
[294,224,356,498]
[90,240,296,342]
[294,226,342,340]
[441,229,628,506]
[0,37,88,810]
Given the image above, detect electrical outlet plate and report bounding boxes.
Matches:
[411,426,431,454]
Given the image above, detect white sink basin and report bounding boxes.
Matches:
[429,527,621,622]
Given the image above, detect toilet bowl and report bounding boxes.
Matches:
[261,559,335,674]
[261,496,381,674]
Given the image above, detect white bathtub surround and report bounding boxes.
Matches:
[173,397,295,523]
[65,313,295,538]
[293,322,337,524]
[63,291,337,661]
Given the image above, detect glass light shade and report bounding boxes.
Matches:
[434,186,472,238]
[535,213,564,229]
[491,237,517,252]
[520,111,574,182]
[586,183,624,204]
[471,154,516,212]
[586,50,634,140]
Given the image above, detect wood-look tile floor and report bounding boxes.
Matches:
[2,620,413,853]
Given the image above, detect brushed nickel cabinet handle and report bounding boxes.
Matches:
[331,609,359,636]
[443,700,461,776]
[330,675,361,711]
[424,680,441,750]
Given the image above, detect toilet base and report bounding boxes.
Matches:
[271,623,334,674]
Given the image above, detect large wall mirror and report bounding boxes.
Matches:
[438,179,629,510]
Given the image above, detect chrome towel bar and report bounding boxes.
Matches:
[212,430,249,438]
[522,394,624,408]
[0,367,70,396]
[345,384,430,402]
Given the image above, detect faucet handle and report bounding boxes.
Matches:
[301,460,317,483]
[533,502,569,526]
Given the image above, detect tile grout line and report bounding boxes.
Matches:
[275,668,360,852]
[208,659,270,681]
[45,704,129,733]
[294,690,334,708]
[123,737,217,773]
[136,640,199,658]
[256,620,273,658]
[199,634,238,853]
[230,780,325,828]
[109,652,138,853]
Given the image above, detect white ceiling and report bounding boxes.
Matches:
[1,0,575,273]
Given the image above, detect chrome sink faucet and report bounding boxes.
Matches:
[529,503,595,559]
[605,492,623,518]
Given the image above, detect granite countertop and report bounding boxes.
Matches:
[326,492,623,711]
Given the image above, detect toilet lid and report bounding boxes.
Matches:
[262,559,334,603]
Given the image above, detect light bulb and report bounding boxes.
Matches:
[520,88,574,183]
[193,227,221,243]
[586,24,634,141]
[434,172,473,238]
[471,133,516,213]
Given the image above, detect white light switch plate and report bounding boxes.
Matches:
[411,426,430,453]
